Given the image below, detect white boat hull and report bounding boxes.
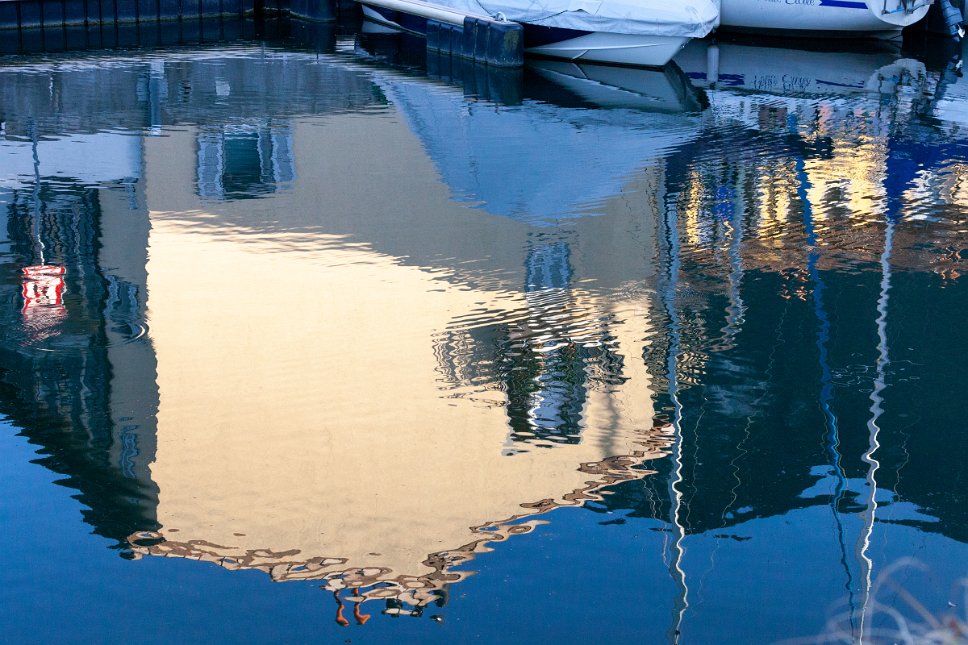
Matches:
[362,3,692,67]
[526,33,690,67]
[719,0,932,34]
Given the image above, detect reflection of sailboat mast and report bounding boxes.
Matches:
[721,175,746,349]
[857,210,893,641]
[660,191,689,643]
[795,138,858,632]
[30,120,46,266]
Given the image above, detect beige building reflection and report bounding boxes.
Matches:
[130,104,672,609]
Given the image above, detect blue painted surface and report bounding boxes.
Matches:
[64,0,86,24]
[86,0,102,23]
[158,0,179,20]
[818,0,869,8]
[200,0,221,17]
[182,0,202,18]
[137,0,157,20]
[41,0,65,27]
[114,0,137,21]
[98,0,115,23]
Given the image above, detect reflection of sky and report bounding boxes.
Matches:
[0,133,142,188]
[379,78,699,226]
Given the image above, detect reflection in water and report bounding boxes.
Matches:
[21,265,67,342]
[197,122,296,199]
[378,64,701,226]
[130,443,670,615]
[0,24,966,642]
[129,187,670,614]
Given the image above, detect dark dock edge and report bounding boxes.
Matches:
[0,0,343,35]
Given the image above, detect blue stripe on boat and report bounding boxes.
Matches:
[818,0,869,9]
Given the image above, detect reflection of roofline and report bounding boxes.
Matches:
[0,40,383,139]
[129,425,672,606]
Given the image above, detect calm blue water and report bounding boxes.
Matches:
[1,20,967,643]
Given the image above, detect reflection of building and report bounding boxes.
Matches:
[128,89,673,614]
[90,47,714,625]
[0,43,685,619]
[673,39,966,277]
[0,45,379,550]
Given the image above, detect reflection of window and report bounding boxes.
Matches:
[525,241,572,292]
[196,122,296,200]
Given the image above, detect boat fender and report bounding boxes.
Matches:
[427,16,523,67]
[463,16,524,67]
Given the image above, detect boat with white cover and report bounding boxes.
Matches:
[718,0,931,37]
[358,0,720,67]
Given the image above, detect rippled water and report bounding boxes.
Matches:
[1,20,966,643]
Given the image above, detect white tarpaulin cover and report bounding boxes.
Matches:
[442,0,720,36]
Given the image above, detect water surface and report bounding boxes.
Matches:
[1,22,966,643]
